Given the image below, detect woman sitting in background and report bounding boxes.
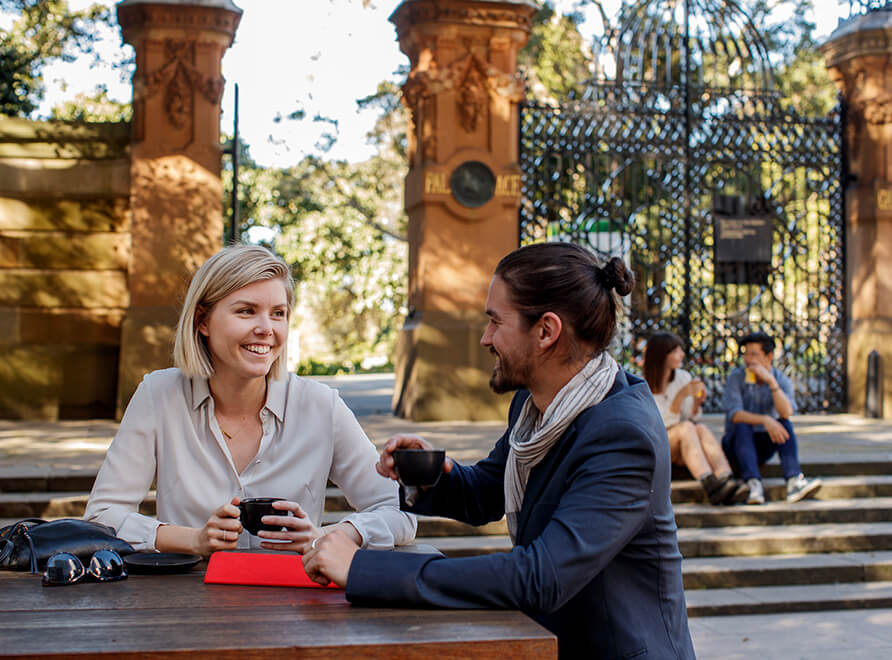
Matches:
[85,244,416,556]
[644,332,749,505]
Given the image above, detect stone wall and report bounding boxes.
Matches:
[0,118,131,420]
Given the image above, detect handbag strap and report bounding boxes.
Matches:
[3,519,46,574]
[22,526,39,574]
[0,518,44,539]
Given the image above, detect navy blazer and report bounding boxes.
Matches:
[347,371,695,660]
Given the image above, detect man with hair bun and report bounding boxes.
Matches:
[305,243,695,659]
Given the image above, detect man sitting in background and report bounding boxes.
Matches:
[721,331,821,504]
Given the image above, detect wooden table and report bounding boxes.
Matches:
[0,568,557,659]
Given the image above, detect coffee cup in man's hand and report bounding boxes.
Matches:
[238,498,287,535]
[392,449,446,487]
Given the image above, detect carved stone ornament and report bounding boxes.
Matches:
[400,52,525,134]
[456,55,489,132]
[402,70,434,117]
[863,95,892,125]
[144,40,225,129]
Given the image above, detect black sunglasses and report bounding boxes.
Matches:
[42,550,127,586]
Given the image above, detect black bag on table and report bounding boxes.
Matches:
[0,518,135,573]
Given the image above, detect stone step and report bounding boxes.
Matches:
[416,535,513,557]
[671,475,892,504]
[672,453,892,480]
[326,511,892,546]
[678,522,892,558]
[0,497,508,541]
[320,511,509,537]
[414,522,892,560]
[344,500,892,537]
[684,580,892,617]
[682,551,892,589]
[0,469,97,494]
[0,492,156,519]
[414,516,507,537]
[323,488,349,511]
[0,488,347,519]
[402,546,892,592]
[674,497,892,527]
[6,454,892,494]
[8,472,892,502]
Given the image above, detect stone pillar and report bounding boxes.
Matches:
[115,0,241,417]
[389,0,537,421]
[822,9,892,418]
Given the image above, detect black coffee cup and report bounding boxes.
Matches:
[238,498,286,535]
[392,449,446,487]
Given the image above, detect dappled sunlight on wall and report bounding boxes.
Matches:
[0,118,131,420]
[128,155,222,307]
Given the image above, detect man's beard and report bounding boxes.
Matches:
[489,348,531,394]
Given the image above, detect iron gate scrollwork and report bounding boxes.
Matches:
[518,0,846,413]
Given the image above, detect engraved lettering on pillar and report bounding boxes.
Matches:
[495,174,521,197]
[424,171,450,195]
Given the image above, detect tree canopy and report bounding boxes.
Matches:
[222,79,408,372]
[0,0,126,117]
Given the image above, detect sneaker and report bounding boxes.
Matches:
[746,478,765,505]
[786,473,822,502]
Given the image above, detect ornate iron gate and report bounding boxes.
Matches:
[518,0,846,412]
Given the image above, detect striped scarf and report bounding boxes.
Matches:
[504,352,619,542]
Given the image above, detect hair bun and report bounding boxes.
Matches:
[600,257,635,296]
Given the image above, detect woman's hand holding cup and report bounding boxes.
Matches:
[255,500,320,554]
[690,379,707,403]
[195,496,242,556]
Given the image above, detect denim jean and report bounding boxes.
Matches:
[721,419,801,481]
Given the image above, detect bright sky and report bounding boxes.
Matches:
[28,0,849,168]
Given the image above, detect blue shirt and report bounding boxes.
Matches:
[722,365,797,439]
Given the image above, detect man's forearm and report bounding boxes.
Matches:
[769,385,793,418]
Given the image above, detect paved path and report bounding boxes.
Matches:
[691,608,892,658]
[2,373,891,658]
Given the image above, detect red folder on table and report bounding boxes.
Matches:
[204,551,342,589]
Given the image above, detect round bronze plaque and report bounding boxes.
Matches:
[450,161,496,209]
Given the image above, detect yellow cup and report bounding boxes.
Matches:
[744,368,757,384]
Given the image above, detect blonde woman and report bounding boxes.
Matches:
[85,244,415,556]
[643,332,749,505]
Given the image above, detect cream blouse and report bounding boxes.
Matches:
[84,368,416,551]
[651,368,700,428]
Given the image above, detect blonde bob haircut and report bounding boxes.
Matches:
[174,244,295,381]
